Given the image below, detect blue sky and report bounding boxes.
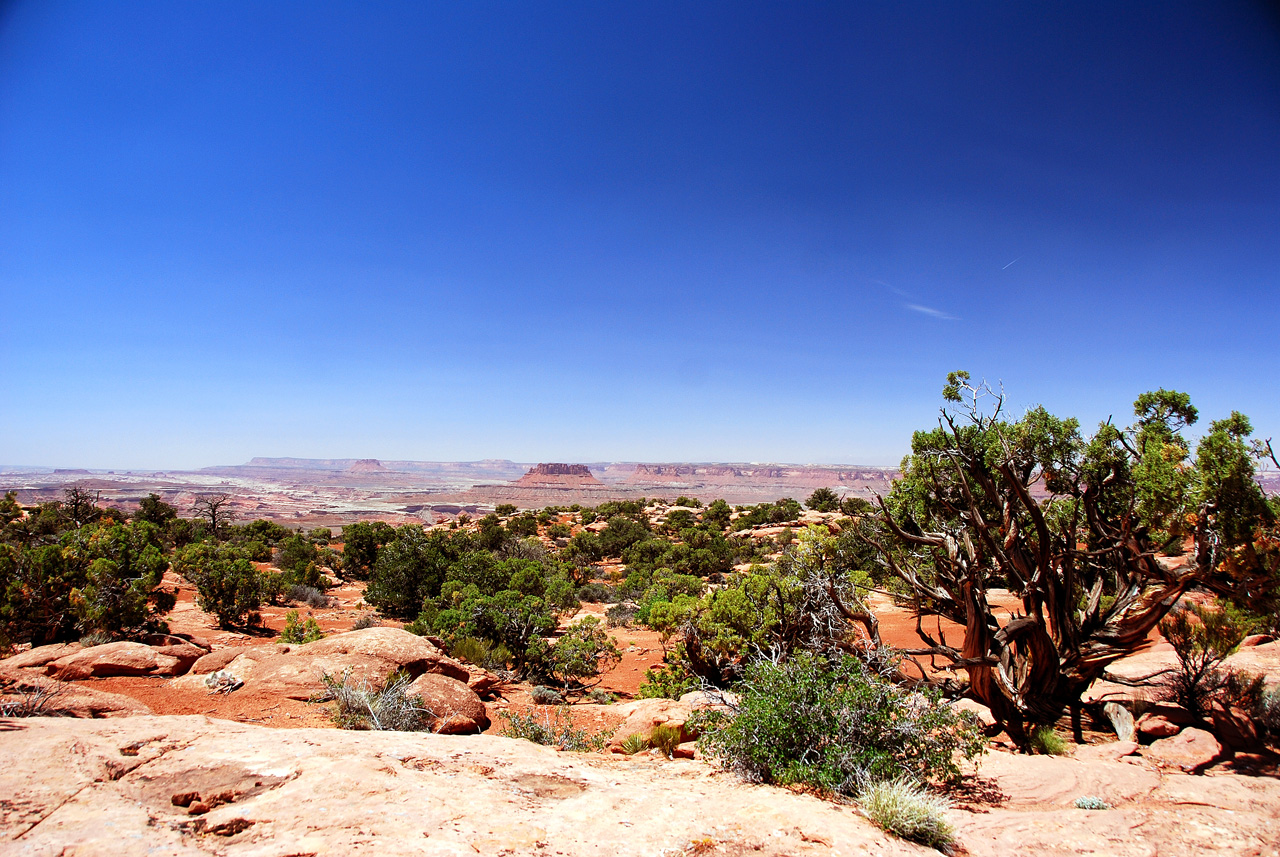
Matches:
[1,2,1278,469]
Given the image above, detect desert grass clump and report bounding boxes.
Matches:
[280,610,324,644]
[448,636,512,672]
[317,669,430,732]
[350,612,380,631]
[858,779,955,850]
[286,584,331,609]
[530,685,566,705]
[1030,726,1069,756]
[0,679,67,717]
[650,723,682,758]
[499,707,612,752]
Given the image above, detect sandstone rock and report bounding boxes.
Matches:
[678,689,739,710]
[607,698,695,750]
[1,642,81,669]
[189,646,252,675]
[1073,740,1139,762]
[0,715,923,857]
[1136,713,1181,739]
[1145,727,1224,771]
[46,642,185,679]
[1240,634,1275,648]
[465,664,504,700]
[0,669,152,717]
[673,741,698,760]
[1209,702,1260,751]
[171,628,468,700]
[408,673,490,734]
[1103,702,1136,742]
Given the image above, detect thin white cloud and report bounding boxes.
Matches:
[905,303,958,321]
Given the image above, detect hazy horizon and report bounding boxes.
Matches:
[3,2,1277,470]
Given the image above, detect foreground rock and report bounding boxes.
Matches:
[407,672,490,733]
[44,641,207,679]
[0,670,152,718]
[952,747,1280,856]
[0,715,915,856]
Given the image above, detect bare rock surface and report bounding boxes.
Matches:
[1,643,81,670]
[0,715,917,857]
[170,628,469,700]
[953,748,1280,856]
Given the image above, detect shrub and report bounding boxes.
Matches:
[280,610,324,644]
[637,656,697,700]
[577,582,615,602]
[449,636,512,671]
[499,707,612,751]
[318,669,429,731]
[605,603,637,628]
[548,617,621,693]
[63,521,175,639]
[586,688,616,704]
[174,543,277,629]
[1030,726,1069,756]
[350,612,380,630]
[286,584,331,608]
[698,653,983,794]
[530,685,566,705]
[276,534,320,580]
[547,522,572,539]
[1257,687,1280,736]
[1159,600,1249,719]
[858,779,955,850]
[494,504,518,517]
[806,488,840,513]
[650,723,682,758]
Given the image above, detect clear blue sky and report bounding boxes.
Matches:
[2,2,1278,469]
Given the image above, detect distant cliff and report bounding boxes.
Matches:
[513,463,604,488]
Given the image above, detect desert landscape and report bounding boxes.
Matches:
[5,3,1278,855]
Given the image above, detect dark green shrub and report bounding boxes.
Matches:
[547,617,621,693]
[806,488,839,512]
[577,582,615,603]
[494,504,518,517]
[276,534,320,582]
[174,542,277,628]
[547,522,572,539]
[698,653,983,793]
[506,514,539,538]
[365,526,460,617]
[341,521,395,579]
[63,521,175,639]
[638,655,697,699]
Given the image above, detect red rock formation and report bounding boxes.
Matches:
[513,463,604,488]
[346,459,388,472]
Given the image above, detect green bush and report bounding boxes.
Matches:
[174,542,278,629]
[280,610,324,643]
[619,733,649,754]
[547,522,572,539]
[63,521,175,639]
[698,653,983,794]
[1159,600,1250,719]
[858,779,955,850]
[637,654,697,699]
[547,617,621,693]
[806,488,840,512]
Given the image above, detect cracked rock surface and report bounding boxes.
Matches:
[2,715,1279,856]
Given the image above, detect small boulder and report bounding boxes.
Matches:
[1103,702,1136,742]
[1240,634,1275,648]
[188,647,252,675]
[1145,727,1224,772]
[0,670,151,717]
[465,665,504,700]
[673,741,699,760]
[407,673,490,734]
[1137,713,1182,739]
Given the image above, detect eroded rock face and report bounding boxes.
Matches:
[0,669,152,717]
[170,628,469,700]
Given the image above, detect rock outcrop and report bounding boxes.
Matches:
[513,463,604,488]
[172,627,472,703]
